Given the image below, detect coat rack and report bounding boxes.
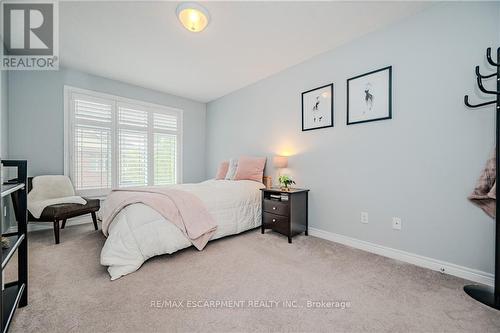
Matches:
[464,46,500,310]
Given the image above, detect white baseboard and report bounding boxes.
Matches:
[309,227,494,287]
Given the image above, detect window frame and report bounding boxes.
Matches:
[64,85,183,197]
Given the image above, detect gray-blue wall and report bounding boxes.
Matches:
[8,68,207,183]
[1,70,10,232]
[0,70,8,158]
[206,3,500,274]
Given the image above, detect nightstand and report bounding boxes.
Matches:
[260,188,309,243]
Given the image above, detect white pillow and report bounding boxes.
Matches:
[225,158,238,180]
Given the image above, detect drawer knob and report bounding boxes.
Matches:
[272,207,276,210]
[272,219,276,222]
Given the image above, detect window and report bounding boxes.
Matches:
[64,86,182,196]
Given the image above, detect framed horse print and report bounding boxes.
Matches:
[347,66,392,125]
[301,83,333,131]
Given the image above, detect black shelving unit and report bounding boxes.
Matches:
[0,160,28,332]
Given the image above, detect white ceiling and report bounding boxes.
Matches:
[60,1,429,103]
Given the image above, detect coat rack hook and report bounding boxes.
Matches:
[464,95,496,108]
[475,65,496,79]
[476,76,500,95]
[486,47,500,67]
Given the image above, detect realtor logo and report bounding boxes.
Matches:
[1,0,59,70]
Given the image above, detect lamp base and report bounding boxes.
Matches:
[464,285,500,310]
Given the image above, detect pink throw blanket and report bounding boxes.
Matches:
[469,150,496,218]
[101,187,217,250]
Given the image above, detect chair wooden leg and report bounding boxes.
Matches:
[61,219,67,229]
[53,220,60,244]
[91,212,98,231]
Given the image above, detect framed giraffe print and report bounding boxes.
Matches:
[301,83,334,131]
[347,66,392,125]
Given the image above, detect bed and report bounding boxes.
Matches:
[100,179,264,280]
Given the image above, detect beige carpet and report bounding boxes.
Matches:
[6,223,500,332]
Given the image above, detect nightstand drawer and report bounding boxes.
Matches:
[263,212,289,235]
[263,199,289,216]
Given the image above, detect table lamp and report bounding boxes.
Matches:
[273,155,288,187]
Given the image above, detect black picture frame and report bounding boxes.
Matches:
[301,83,334,131]
[347,66,392,125]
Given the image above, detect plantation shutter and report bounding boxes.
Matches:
[71,94,113,192]
[153,112,178,185]
[117,104,149,187]
[66,87,182,195]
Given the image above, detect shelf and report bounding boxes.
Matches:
[2,283,25,333]
[0,184,24,198]
[260,187,309,194]
[1,235,25,270]
[1,160,28,332]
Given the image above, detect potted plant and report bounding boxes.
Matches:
[278,175,296,191]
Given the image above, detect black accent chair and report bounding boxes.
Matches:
[13,177,100,244]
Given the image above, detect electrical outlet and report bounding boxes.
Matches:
[392,217,402,230]
[360,212,368,224]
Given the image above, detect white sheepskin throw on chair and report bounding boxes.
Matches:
[27,175,87,218]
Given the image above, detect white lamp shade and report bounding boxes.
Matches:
[273,156,288,168]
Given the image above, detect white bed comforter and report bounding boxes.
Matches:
[100,179,264,280]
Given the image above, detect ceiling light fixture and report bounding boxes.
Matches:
[176,2,210,33]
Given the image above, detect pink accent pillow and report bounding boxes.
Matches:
[215,161,229,180]
[234,156,266,183]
